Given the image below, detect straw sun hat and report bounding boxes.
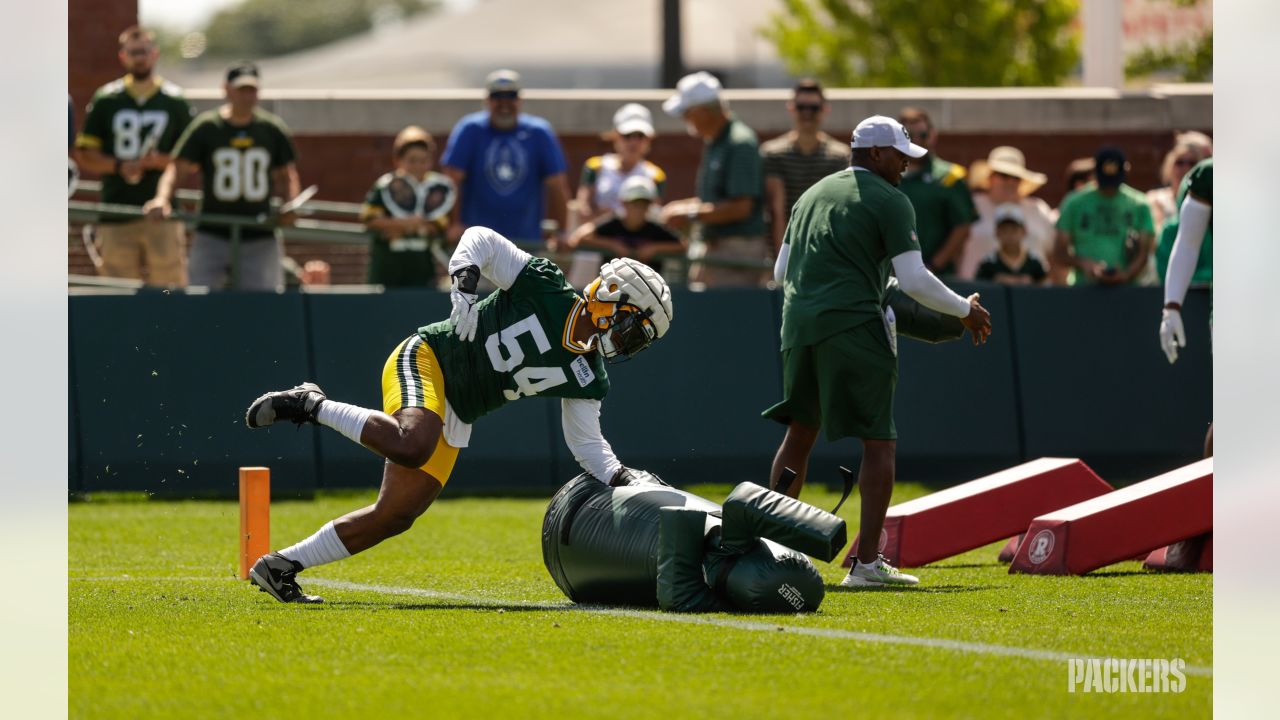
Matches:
[969,146,1048,197]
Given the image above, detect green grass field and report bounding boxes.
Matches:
[69,483,1211,719]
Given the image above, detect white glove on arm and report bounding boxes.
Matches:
[449,265,480,342]
[1159,308,1185,364]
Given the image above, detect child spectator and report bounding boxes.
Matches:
[976,204,1048,286]
[566,176,684,286]
[361,126,457,287]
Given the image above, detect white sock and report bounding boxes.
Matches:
[317,400,374,445]
[278,521,351,570]
[856,557,881,569]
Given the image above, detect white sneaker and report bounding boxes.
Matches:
[840,555,920,587]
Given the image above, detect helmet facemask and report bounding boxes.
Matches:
[583,276,659,363]
[597,305,657,363]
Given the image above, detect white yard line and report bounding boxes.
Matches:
[306,578,1214,678]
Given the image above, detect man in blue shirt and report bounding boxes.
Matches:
[442,69,571,247]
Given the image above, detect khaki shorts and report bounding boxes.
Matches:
[95,219,187,286]
[694,234,769,288]
[762,321,898,441]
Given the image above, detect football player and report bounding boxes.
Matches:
[1159,157,1213,456]
[243,226,674,603]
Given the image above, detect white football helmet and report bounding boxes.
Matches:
[583,258,674,362]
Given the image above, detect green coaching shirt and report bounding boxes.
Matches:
[780,168,920,351]
[172,108,297,240]
[1055,183,1154,284]
[696,115,766,240]
[419,258,610,424]
[897,154,977,272]
[76,76,193,213]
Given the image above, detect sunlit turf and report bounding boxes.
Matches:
[70,483,1211,719]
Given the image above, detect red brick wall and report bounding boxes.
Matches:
[293,129,1201,211]
[69,0,137,116]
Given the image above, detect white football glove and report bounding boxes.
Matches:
[1159,308,1185,364]
[449,266,480,342]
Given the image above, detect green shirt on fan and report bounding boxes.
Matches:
[779,168,920,351]
[1055,183,1154,285]
[897,154,977,273]
[419,258,610,424]
[696,115,766,240]
[172,108,297,239]
[76,76,193,214]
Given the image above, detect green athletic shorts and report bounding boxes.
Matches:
[762,320,898,441]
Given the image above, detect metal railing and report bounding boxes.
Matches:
[68,181,775,291]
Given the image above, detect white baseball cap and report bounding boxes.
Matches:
[613,103,655,137]
[851,115,928,158]
[993,202,1026,227]
[618,175,658,203]
[662,71,722,117]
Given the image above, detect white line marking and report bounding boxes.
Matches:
[71,576,233,582]
[307,578,1213,678]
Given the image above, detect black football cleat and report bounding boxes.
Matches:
[247,552,323,604]
[245,382,326,428]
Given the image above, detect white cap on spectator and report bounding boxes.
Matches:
[618,175,659,203]
[662,71,722,117]
[851,115,928,158]
[993,203,1026,227]
[613,103,655,137]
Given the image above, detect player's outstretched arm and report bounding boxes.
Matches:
[448,226,532,291]
[561,398,624,485]
[1159,193,1211,364]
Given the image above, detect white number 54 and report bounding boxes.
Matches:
[484,314,568,400]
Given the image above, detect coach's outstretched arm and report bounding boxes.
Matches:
[891,250,992,344]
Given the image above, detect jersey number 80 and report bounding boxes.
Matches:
[211,147,271,202]
[485,315,569,401]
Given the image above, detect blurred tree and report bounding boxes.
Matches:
[1125,0,1212,82]
[762,0,1080,87]
[203,0,438,59]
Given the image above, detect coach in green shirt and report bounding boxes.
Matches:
[1054,147,1155,286]
[765,115,991,589]
[660,71,767,288]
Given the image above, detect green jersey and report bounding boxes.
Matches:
[361,171,451,287]
[172,108,297,239]
[897,154,977,272]
[419,258,610,423]
[1156,158,1213,285]
[696,116,766,240]
[780,169,920,350]
[1055,183,1154,285]
[76,76,192,213]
